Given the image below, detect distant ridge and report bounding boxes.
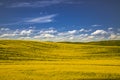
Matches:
[58,40,120,46]
[87,40,120,46]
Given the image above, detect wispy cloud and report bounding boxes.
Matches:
[0,14,57,26]
[91,24,102,27]
[9,0,64,8]
[0,28,10,31]
[108,27,113,30]
[26,14,57,23]
[0,3,3,6]
[0,22,22,26]
[79,28,92,32]
[8,0,83,8]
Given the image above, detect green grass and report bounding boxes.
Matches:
[0,40,120,80]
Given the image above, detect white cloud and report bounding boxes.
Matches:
[39,28,57,34]
[9,0,63,8]
[109,33,120,40]
[69,36,74,40]
[20,29,33,36]
[91,24,102,27]
[0,28,10,31]
[0,14,57,26]
[109,34,117,39]
[58,30,76,36]
[0,27,120,42]
[0,21,22,26]
[0,28,34,39]
[68,30,77,34]
[58,29,91,36]
[11,2,31,8]
[26,14,57,23]
[108,27,113,30]
[0,34,17,37]
[35,34,55,38]
[80,35,95,42]
[79,28,91,32]
[18,37,32,40]
[79,34,88,37]
[9,0,83,8]
[79,28,85,32]
[34,28,56,39]
[91,30,108,35]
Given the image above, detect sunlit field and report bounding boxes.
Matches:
[0,40,120,80]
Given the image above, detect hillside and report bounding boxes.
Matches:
[0,40,120,60]
[0,40,120,80]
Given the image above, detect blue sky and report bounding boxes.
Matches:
[0,0,120,42]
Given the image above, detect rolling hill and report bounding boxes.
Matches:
[0,40,120,60]
[0,40,120,80]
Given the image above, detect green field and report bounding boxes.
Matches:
[0,40,120,80]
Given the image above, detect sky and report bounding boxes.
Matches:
[0,0,120,42]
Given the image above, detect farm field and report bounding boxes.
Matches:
[0,40,120,80]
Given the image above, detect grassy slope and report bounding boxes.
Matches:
[0,40,120,80]
[0,40,120,60]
